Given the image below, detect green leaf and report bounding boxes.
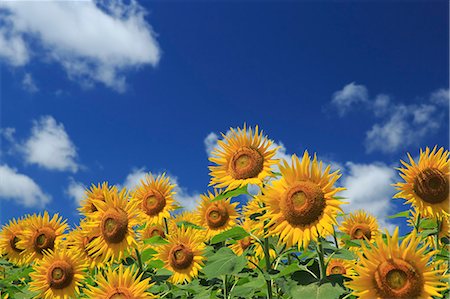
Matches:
[143,235,169,245]
[332,248,357,260]
[419,219,437,229]
[211,186,249,202]
[146,259,165,269]
[388,210,410,219]
[271,263,303,279]
[420,228,439,238]
[344,239,362,248]
[210,226,249,244]
[140,247,158,261]
[176,220,205,230]
[290,282,346,299]
[202,247,246,278]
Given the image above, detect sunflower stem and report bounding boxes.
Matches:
[223,275,228,299]
[135,248,143,273]
[163,217,169,235]
[263,236,273,299]
[414,212,421,232]
[435,218,441,253]
[316,239,326,283]
[332,226,339,249]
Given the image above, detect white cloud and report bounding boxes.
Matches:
[22,73,38,93]
[0,164,50,208]
[430,88,449,106]
[204,132,219,157]
[21,116,79,172]
[0,0,160,92]
[66,178,86,205]
[340,162,397,232]
[372,94,391,117]
[331,82,369,116]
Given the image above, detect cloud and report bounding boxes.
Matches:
[22,73,38,93]
[0,164,50,208]
[204,132,219,157]
[65,178,86,205]
[340,162,397,231]
[21,116,79,172]
[331,82,369,116]
[0,0,160,92]
[430,88,449,106]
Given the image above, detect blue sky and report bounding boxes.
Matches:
[0,1,448,234]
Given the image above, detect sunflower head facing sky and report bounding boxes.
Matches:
[78,182,117,216]
[394,146,449,218]
[260,151,345,249]
[339,210,379,246]
[208,124,278,190]
[347,228,448,299]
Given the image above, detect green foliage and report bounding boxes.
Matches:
[211,186,249,202]
[202,247,247,278]
[210,226,249,244]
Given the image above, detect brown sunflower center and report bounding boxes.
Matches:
[169,244,194,270]
[33,227,56,253]
[413,168,449,204]
[147,226,165,238]
[47,260,74,290]
[142,190,166,216]
[330,265,346,275]
[9,235,23,253]
[229,146,264,180]
[239,237,252,250]
[106,288,133,299]
[280,181,326,226]
[374,259,423,299]
[350,224,372,240]
[101,208,128,244]
[206,204,230,229]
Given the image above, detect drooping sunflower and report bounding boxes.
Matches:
[195,190,239,240]
[29,249,87,299]
[394,146,449,218]
[158,227,206,284]
[131,172,176,225]
[209,125,278,191]
[339,210,379,247]
[0,216,29,266]
[85,264,156,299]
[78,182,117,216]
[84,187,139,263]
[347,228,448,299]
[260,151,345,250]
[16,212,68,263]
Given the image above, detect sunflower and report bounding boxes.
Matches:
[168,211,198,233]
[85,264,156,299]
[16,212,68,263]
[209,125,278,191]
[260,151,345,250]
[339,210,379,247]
[407,209,450,249]
[242,197,266,236]
[158,227,206,284]
[0,216,28,266]
[131,172,176,225]
[195,190,239,240]
[394,146,449,218]
[347,228,448,298]
[78,182,117,216]
[326,258,355,276]
[29,248,87,299]
[84,188,139,263]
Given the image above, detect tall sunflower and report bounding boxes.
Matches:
[158,227,206,284]
[78,182,117,216]
[16,212,68,263]
[29,249,87,299]
[339,210,379,247]
[84,187,139,263]
[85,264,156,299]
[394,146,449,218]
[0,216,28,266]
[259,151,345,250]
[131,173,176,225]
[347,228,448,298]
[209,125,278,190]
[195,190,239,240]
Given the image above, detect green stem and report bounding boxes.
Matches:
[414,212,421,232]
[435,218,441,252]
[263,236,273,299]
[332,226,339,249]
[223,275,228,299]
[316,239,326,283]
[135,248,143,273]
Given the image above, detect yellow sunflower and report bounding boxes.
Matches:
[85,264,156,299]
[168,211,198,233]
[195,190,239,240]
[131,172,176,225]
[84,188,139,263]
[347,228,448,298]
[209,125,278,190]
[16,212,68,263]
[339,210,379,248]
[394,146,449,218]
[0,216,29,266]
[242,197,266,236]
[260,151,345,250]
[158,227,206,284]
[326,258,355,276]
[78,182,117,216]
[29,248,87,299]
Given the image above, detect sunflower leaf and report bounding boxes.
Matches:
[289,282,346,298]
[210,226,249,244]
[144,235,169,245]
[387,210,410,219]
[211,186,249,202]
[202,247,246,278]
[176,220,205,230]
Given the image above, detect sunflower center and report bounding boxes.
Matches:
[350,224,372,240]
[169,244,194,270]
[142,190,166,216]
[47,260,74,290]
[374,259,423,298]
[9,235,23,253]
[229,146,264,180]
[106,288,133,299]
[280,181,326,226]
[206,204,230,229]
[413,168,449,204]
[101,208,128,244]
[331,265,346,275]
[239,237,252,250]
[147,226,165,238]
[32,227,56,253]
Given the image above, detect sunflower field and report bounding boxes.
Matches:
[0,125,449,299]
